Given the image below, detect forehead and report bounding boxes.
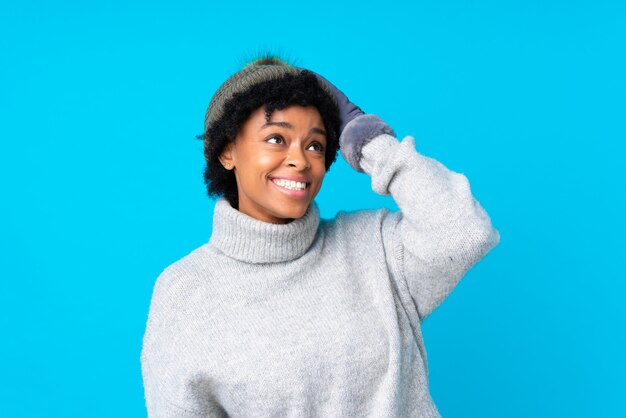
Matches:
[245,105,324,130]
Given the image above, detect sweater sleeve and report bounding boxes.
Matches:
[141,359,207,418]
[141,269,230,418]
[359,133,501,322]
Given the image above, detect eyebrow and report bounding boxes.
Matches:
[261,121,326,136]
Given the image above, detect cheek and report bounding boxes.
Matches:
[312,166,326,189]
[255,153,276,168]
[314,159,327,178]
[236,150,276,181]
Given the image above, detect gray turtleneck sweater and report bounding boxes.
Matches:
[140,133,500,417]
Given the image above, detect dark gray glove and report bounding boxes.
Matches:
[313,72,365,133]
[312,72,395,172]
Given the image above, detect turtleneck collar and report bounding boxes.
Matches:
[208,198,321,263]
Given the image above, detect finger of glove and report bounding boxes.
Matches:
[312,72,364,129]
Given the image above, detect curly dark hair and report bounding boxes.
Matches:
[199,69,341,209]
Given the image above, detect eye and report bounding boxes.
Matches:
[307,142,324,152]
[266,135,284,144]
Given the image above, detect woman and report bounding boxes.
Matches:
[141,56,500,417]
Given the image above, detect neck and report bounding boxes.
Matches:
[208,198,320,263]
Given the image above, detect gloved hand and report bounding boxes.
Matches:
[311,71,396,172]
[312,72,365,133]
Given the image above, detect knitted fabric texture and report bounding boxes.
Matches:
[141,133,501,417]
[204,58,337,134]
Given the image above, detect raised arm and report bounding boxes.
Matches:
[315,73,500,321]
[356,125,501,321]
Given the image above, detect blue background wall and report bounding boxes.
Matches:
[1,1,624,416]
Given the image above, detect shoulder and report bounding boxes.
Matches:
[141,243,230,381]
[150,244,214,302]
[142,244,223,344]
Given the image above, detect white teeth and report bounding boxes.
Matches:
[273,179,306,191]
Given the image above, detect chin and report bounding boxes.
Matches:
[276,204,309,221]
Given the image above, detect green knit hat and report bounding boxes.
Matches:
[203,57,337,135]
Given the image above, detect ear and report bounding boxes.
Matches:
[218,142,236,169]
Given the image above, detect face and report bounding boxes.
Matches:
[219,105,327,224]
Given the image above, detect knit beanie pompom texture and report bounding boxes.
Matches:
[204,56,337,134]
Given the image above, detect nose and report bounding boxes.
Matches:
[285,144,310,170]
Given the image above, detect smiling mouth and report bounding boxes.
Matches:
[271,178,309,191]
